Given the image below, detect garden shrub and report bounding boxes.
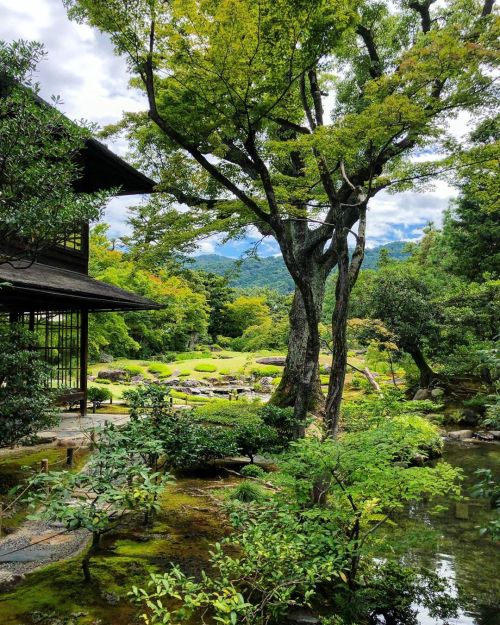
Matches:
[178,370,191,377]
[99,352,114,363]
[87,386,113,408]
[169,389,214,403]
[160,415,238,470]
[233,422,279,463]
[240,464,266,478]
[192,400,262,426]
[165,351,212,361]
[0,325,58,447]
[122,364,143,377]
[259,404,297,447]
[148,363,173,377]
[229,481,265,503]
[95,377,112,384]
[249,365,282,377]
[194,363,217,372]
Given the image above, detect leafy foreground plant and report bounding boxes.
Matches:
[130,428,461,624]
[0,324,59,448]
[25,428,172,581]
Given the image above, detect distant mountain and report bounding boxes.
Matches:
[190,241,409,293]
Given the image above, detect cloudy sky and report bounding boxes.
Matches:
[1,0,459,256]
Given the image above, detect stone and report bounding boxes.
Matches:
[413,388,431,401]
[286,610,320,624]
[259,377,274,386]
[130,375,143,383]
[182,379,201,388]
[97,369,126,382]
[163,378,181,386]
[256,357,286,366]
[57,438,80,448]
[490,431,500,440]
[87,375,96,382]
[431,387,445,398]
[447,429,474,440]
[475,431,494,441]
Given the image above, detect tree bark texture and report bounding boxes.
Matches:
[408,345,437,388]
[324,241,350,437]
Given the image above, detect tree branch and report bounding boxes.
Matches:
[356,25,382,79]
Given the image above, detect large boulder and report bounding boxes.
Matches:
[255,357,286,366]
[97,369,126,382]
[413,388,431,401]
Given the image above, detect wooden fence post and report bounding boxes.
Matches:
[41,459,49,473]
[66,447,75,468]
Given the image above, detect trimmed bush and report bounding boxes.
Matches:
[95,378,112,385]
[148,363,173,377]
[194,363,217,373]
[178,370,191,377]
[241,464,266,478]
[122,364,143,377]
[250,365,282,378]
[234,422,279,463]
[192,400,262,426]
[88,386,113,408]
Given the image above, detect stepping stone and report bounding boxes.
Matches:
[0,547,56,563]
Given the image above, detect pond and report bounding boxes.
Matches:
[385,441,500,625]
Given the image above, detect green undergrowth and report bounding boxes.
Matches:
[192,399,262,426]
[0,446,89,535]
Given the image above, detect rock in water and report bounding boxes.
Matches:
[448,430,474,440]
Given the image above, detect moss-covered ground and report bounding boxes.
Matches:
[0,446,89,536]
[0,479,228,624]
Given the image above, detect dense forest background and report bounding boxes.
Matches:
[190,242,409,293]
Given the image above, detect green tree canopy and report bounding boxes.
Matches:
[0,40,107,265]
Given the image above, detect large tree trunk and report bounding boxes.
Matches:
[324,245,350,437]
[271,287,324,413]
[408,345,436,388]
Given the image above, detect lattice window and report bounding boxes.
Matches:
[56,229,83,252]
[1,311,82,389]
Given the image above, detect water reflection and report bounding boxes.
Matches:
[383,442,500,625]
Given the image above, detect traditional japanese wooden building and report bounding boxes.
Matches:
[0,137,159,414]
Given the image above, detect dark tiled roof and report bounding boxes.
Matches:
[0,262,161,312]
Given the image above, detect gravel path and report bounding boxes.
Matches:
[0,519,90,589]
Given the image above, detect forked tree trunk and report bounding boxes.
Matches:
[324,246,350,437]
[271,287,324,413]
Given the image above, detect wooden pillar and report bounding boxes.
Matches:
[79,308,89,416]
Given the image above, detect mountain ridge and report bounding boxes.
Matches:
[190,241,409,293]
